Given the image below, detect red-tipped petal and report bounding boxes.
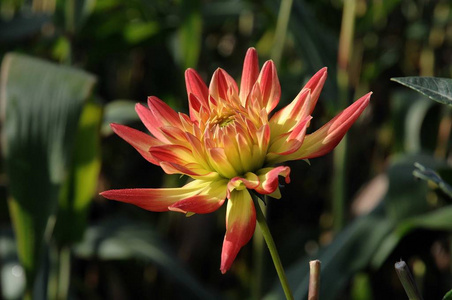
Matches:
[293,92,372,160]
[110,123,161,165]
[269,89,311,139]
[185,68,209,104]
[220,190,256,273]
[169,179,228,214]
[302,67,328,115]
[254,166,291,197]
[257,60,281,113]
[147,96,183,128]
[100,180,210,212]
[150,144,195,165]
[135,103,169,143]
[268,115,311,157]
[185,69,209,120]
[209,68,238,102]
[240,48,259,104]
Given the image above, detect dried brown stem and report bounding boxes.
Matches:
[308,260,321,300]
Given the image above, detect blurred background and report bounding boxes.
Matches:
[0,0,451,299]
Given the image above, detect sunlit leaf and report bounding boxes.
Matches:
[123,21,160,44]
[391,77,452,106]
[53,101,103,246]
[0,53,96,290]
[74,217,218,300]
[176,0,202,69]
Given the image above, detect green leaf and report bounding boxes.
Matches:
[53,101,103,246]
[391,77,452,106]
[443,289,452,300]
[0,53,96,290]
[74,217,218,300]
[383,155,444,221]
[101,100,139,136]
[413,162,452,198]
[176,0,202,69]
[123,21,160,44]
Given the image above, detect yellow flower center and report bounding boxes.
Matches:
[214,113,235,127]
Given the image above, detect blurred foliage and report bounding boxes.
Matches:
[0,0,451,299]
[1,53,96,298]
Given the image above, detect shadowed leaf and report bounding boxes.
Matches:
[391,77,452,106]
[1,53,96,290]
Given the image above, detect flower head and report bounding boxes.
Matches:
[101,48,371,273]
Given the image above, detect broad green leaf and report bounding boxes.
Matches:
[391,77,452,106]
[0,53,96,290]
[74,217,218,300]
[53,101,103,246]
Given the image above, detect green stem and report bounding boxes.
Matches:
[252,201,265,300]
[57,246,71,300]
[252,194,293,300]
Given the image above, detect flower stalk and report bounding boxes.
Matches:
[251,193,293,300]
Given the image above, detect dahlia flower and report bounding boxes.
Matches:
[101,48,371,273]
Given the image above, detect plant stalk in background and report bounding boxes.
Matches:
[334,0,357,231]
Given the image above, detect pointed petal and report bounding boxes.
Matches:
[302,67,328,115]
[159,161,218,179]
[286,92,372,161]
[220,190,256,273]
[110,123,161,165]
[100,180,210,212]
[169,179,228,214]
[185,68,209,104]
[269,89,311,140]
[268,115,311,156]
[257,60,281,113]
[209,68,238,102]
[240,48,259,104]
[135,102,170,143]
[254,166,291,197]
[147,96,183,128]
[208,147,239,178]
[185,69,209,120]
[150,144,196,166]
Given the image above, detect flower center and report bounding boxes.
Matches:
[211,111,235,128]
